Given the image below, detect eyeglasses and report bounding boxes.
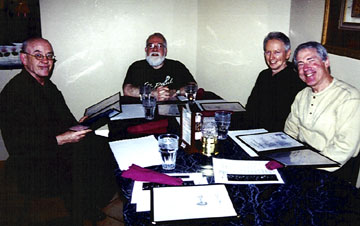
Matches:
[22,51,56,61]
[146,43,166,49]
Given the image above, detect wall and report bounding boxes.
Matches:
[289,0,360,89]
[196,0,291,104]
[0,70,19,160]
[40,0,198,119]
[38,0,292,117]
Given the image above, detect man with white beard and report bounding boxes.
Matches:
[123,33,196,101]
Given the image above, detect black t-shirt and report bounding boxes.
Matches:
[245,63,306,132]
[123,59,196,90]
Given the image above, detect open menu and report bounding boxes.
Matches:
[237,132,339,167]
[264,149,340,167]
[81,92,121,127]
[237,132,303,153]
[199,101,245,112]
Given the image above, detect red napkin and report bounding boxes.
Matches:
[196,88,205,100]
[201,110,233,117]
[265,160,284,170]
[121,164,183,185]
[127,119,168,134]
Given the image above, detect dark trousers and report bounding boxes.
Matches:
[333,155,360,186]
[60,133,119,223]
[7,133,119,224]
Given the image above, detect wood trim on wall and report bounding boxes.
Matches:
[321,0,360,60]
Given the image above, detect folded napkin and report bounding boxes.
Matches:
[201,110,233,117]
[201,111,216,117]
[196,88,205,100]
[265,160,284,170]
[121,164,183,185]
[127,119,168,134]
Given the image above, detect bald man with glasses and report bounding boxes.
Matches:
[0,37,121,224]
[123,32,197,101]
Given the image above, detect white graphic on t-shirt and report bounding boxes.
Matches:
[145,75,173,89]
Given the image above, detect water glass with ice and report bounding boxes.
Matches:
[215,111,231,140]
[158,134,179,170]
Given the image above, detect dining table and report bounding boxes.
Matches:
[108,94,360,226]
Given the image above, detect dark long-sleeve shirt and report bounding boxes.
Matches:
[245,63,306,132]
[0,70,78,192]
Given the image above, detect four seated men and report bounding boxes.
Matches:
[0,33,359,225]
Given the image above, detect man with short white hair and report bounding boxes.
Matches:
[285,41,360,183]
[123,32,197,101]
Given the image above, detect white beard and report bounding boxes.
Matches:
[146,52,165,67]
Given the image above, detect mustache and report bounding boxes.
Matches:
[149,52,161,57]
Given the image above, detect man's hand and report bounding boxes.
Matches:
[153,86,171,101]
[79,115,89,123]
[56,129,92,146]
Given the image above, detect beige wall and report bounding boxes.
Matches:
[196,0,291,104]
[1,0,360,160]
[290,0,360,90]
[40,0,291,117]
[40,0,198,119]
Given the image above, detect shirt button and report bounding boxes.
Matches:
[313,96,316,99]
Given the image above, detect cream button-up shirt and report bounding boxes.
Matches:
[285,78,360,172]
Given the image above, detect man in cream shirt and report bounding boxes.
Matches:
[284,41,360,183]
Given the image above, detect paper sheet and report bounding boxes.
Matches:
[228,129,268,157]
[158,104,180,116]
[152,184,237,222]
[213,158,284,184]
[109,135,162,170]
[131,173,208,212]
[110,104,145,120]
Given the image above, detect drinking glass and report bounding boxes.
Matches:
[142,95,156,120]
[201,121,218,156]
[158,134,179,170]
[185,83,198,101]
[215,111,232,140]
[139,85,152,101]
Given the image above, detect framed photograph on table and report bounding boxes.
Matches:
[321,0,360,60]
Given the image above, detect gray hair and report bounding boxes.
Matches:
[263,32,291,52]
[146,32,167,48]
[293,41,328,66]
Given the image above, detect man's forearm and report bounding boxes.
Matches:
[123,84,140,98]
